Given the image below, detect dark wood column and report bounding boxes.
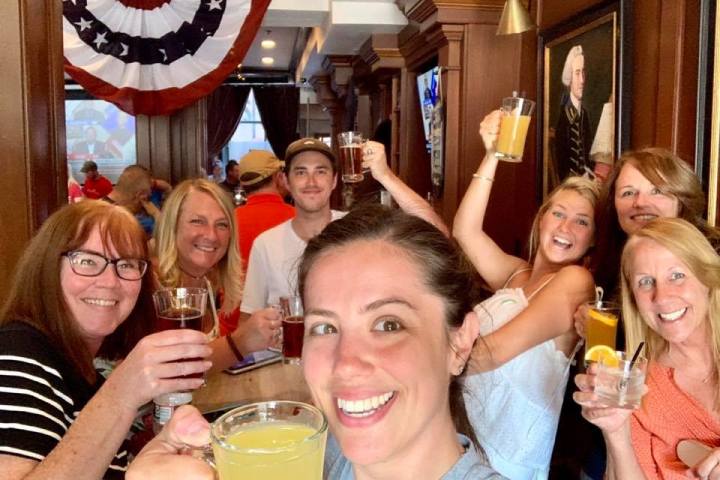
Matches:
[0,0,65,293]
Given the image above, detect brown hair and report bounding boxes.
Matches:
[0,200,154,383]
[620,218,720,403]
[297,204,482,448]
[593,147,718,293]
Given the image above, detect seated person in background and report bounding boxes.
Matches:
[574,218,720,479]
[218,160,240,196]
[127,205,506,479]
[453,111,597,479]
[234,150,295,269]
[239,138,345,331]
[0,201,211,480]
[80,159,113,199]
[154,178,278,372]
[239,136,446,335]
[104,165,152,215]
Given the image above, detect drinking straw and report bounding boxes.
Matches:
[628,341,645,371]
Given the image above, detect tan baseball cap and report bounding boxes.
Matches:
[238,150,285,186]
[284,138,336,167]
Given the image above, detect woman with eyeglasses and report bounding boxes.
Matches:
[0,201,211,480]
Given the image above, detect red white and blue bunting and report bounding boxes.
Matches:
[63,0,270,116]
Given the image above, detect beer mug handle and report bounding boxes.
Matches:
[189,444,217,472]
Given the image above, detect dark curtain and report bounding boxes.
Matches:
[252,86,300,158]
[206,85,251,167]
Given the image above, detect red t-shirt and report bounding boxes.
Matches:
[82,175,113,199]
[234,193,295,267]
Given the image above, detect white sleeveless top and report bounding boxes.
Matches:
[463,270,579,480]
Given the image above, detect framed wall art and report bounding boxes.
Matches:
[537,1,632,198]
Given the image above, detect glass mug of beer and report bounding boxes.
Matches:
[495,94,535,162]
[279,295,304,365]
[207,401,328,480]
[337,131,365,183]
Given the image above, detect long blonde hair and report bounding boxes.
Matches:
[621,218,720,397]
[155,179,242,312]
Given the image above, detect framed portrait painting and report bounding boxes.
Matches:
[538,1,631,198]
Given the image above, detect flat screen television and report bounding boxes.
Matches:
[65,96,137,184]
[416,66,440,153]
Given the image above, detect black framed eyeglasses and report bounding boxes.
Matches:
[63,250,148,281]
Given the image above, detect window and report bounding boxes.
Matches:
[226,90,273,160]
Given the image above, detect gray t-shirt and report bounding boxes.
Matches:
[323,433,507,479]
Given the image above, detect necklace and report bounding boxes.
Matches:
[668,349,715,384]
[178,265,206,282]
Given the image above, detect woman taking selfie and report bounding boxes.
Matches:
[128,205,506,479]
[0,201,211,479]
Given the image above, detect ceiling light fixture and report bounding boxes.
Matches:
[496,0,535,35]
[261,30,276,49]
[261,57,274,65]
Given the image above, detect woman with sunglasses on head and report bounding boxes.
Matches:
[0,201,211,480]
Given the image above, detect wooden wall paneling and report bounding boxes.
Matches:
[435,24,464,225]
[459,24,526,254]
[398,66,432,199]
[0,0,65,294]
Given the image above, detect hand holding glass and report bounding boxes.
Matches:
[494,95,535,162]
[152,287,208,396]
[593,351,647,409]
[209,401,327,480]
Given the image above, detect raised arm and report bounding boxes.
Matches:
[468,264,593,373]
[452,110,525,289]
[363,140,449,236]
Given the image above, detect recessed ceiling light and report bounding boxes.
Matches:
[261,57,274,65]
[261,39,276,49]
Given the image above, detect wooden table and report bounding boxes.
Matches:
[193,361,311,413]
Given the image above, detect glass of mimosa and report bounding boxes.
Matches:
[211,401,327,480]
[495,94,535,162]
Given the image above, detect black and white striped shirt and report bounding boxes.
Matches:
[0,321,127,478]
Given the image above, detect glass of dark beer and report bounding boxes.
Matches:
[153,287,208,380]
[279,295,304,365]
[337,131,365,183]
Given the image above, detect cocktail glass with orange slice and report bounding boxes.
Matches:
[584,301,620,366]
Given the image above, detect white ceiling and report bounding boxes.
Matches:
[240,0,408,81]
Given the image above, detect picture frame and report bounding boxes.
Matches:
[703,1,720,225]
[537,1,632,199]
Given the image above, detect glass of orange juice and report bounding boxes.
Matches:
[584,301,620,366]
[495,94,535,162]
[210,401,327,480]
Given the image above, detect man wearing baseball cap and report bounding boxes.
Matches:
[239,138,345,327]
[234,150,295,268]
[80,160,113,199]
